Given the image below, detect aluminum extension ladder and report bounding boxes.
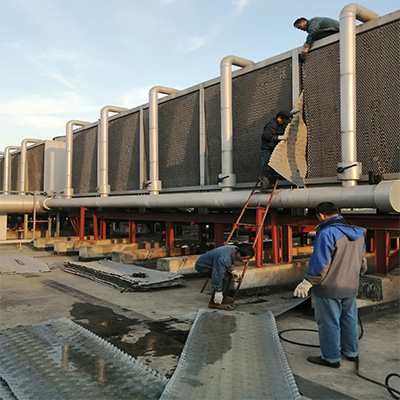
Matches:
[200,179,279,296]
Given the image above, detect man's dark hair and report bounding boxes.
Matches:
[315,202,340,216]
[293,17,308,27]
[276,111,290,123]
[236,243,255,259]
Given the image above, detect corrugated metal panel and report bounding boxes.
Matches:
[0,317,168,399]
[161,309,301,400]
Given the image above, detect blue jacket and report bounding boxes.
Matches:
[195,245,237,291]
[305,216,367,298]
[305,17,340,46]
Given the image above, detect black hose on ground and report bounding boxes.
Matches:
[278,315,400,399]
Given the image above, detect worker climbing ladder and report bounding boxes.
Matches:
[201,179,279,296]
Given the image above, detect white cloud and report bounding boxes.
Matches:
[0,92,97,129]
[233,0,252,12]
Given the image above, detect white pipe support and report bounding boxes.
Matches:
[19,139,43,195]
[148,86,179,195]
[64,120,91,199]
[220,55,253,192]
[339,4,379,186]
[2,146,21,195]
[98,106,128,197]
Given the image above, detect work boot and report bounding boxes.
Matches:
[222,297,235,304]
[307,356,340,368]
[208,302,230,310]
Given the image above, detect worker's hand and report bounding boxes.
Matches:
[293,279,313,298]
[278,135,288,141]
[214,291,223,304]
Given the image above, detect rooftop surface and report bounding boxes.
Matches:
[1,244,399,399]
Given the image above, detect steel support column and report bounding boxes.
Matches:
[214,223,224,247]
[255,208,264,267]
[271,210,279,264]
[92,212,98,240]
[282,226,293,263]
[79,207,87,240]
[100,220,106,240]
[165,221,174,248]
[129,221,136,244]
[374,229,389,274]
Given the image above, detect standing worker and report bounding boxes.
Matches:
[195,243,254,310]
[293,17,340,61]
[294,202,367,368]
[259,111,290,192]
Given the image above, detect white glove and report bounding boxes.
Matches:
[293,279,313,298]
[214,291,223,304]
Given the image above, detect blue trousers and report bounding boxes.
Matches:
[313,295,359,363]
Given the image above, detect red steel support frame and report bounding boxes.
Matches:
[270,210,279,264]
[129,221,136,244]
[79,207,87,240]
[282,225,293,263]
[165,221,174,248]
[92,211,98,240]
[99,220,106,240]
[214,223,224,247]
[255,208,264,267]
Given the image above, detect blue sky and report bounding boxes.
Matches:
[0,0,398,151]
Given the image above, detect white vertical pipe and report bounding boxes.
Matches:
[2,146,21,194]
[148,86,179,195]
[291,48,301,106]
[98,106,128,197]
[139,106,146,190]
[199,83,206,187]
[19,139,43,194]
[220,55,253,192]
[64,120,91,198]
[339,3,379,187]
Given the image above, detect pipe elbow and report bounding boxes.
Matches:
[149,86,179,98]
[100,105,128,120]
[220,55,253,69]
[340,3,379,22]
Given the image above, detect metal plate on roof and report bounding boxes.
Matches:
[0,255,50,274]
[160,309,301,400]
[63,259,184,291]
[0,317,168,400]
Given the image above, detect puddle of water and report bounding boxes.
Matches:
[70,303,190,377]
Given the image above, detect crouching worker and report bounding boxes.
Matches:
[195,243,254,310]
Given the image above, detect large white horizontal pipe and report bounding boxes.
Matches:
[148,86,179,195]
[2,146,21,195]
[64,120,91,199]
[1,180,398,213]
[339,4,379,187]
[220,56,253,192]
[98,106,128,197]
[19,139,43,194]
[0,239,33,245]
